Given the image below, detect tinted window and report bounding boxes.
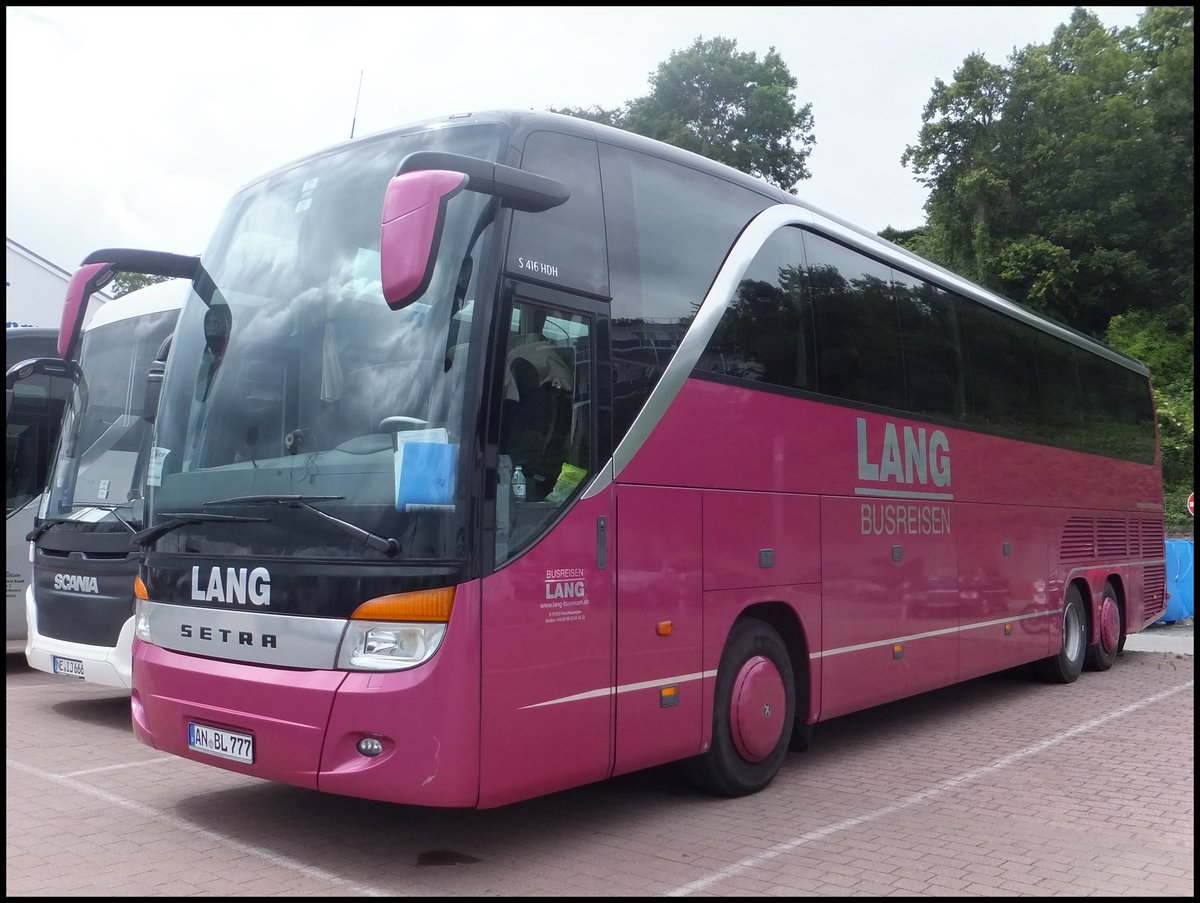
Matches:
[1109,365,1157,462]
[962,304,1042,437]
[803,232,905,410]
[508,131,607,297]
[698,226,814,390]
[1034,332,1085,440]
[893,272,966,420]
[599,143,768,443]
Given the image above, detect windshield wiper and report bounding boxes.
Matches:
[130,512,270,550]
[204,494,400,557]
[89,503,137,534]
[26,504,139,543]
[26,517,76,544]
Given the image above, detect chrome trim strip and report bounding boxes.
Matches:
[145,600,346,669]
[810,608,1058,659]
[608,204,815,483]
[520,668,717,709]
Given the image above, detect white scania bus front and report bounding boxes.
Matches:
[22,280,184,686]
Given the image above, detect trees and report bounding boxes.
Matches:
[900,6,1193,532]
[109,271,171,298]
[553,36,815,193]
[555,16,1192,530]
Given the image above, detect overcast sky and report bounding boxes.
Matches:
[6,6,1149,326]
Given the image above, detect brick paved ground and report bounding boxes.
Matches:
[6,644,1193,897]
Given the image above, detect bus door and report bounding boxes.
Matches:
[478,286,613,808]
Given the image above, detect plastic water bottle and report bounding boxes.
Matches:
[512,465,527,500]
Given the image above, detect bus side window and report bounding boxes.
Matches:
[698,226,815,391]
[803,231,905,410]
[498,299,593,557]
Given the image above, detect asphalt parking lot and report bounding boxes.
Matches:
[6,627,1193,897]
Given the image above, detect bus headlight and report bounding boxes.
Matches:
[337,621,446,670]
[337,586,454,671]
[134,598,153,643]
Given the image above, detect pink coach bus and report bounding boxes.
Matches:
[76,110,1164,808]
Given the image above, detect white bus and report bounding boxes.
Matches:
[22,280,184,686]
[6,327,70,653]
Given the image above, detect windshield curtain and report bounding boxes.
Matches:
[148,123,508,561]
[40,309,178,532]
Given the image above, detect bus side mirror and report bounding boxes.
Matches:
[63,249,201,361]
[59,263,116,361]
[380,152,570,310]
[142,363,165,423]
[143,337,172,423]
[380,169,467,310]
[5,357,81,419]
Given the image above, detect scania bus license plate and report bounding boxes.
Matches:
[52,656,85,679]
[188,722,254,764]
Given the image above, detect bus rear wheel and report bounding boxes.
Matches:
[1084,580,1122,672]
[1034,584,1086,684]
[682,617,795,798]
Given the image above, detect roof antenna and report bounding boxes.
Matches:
[349,69,363,140]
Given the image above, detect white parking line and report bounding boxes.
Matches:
[666,680,1194,897]
[65,759,165,777]
[7,757,398,897]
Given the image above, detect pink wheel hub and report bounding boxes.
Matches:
[730,655,785,762]
[1099,594,1121,653]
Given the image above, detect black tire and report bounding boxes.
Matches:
[1034,583,1087,684]
[682,618,795,797]
[1085,580,1123,672]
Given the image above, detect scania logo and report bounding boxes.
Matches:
[53,573,99,594]
[190,566,271,606]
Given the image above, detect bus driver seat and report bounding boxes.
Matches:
[502,351,571,501]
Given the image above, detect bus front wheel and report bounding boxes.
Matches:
[1084,580,1122,672]
[1035,584,1087,684]
[682,617,795,798]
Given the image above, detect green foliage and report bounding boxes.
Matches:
[1106,305,1195,500]
[902,6,1194,521]
[109,271,171,297]
[552,36,815,192]
[554,16,1193,524]
[548,105,624,127]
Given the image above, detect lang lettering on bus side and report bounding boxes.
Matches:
[856,417,951,489]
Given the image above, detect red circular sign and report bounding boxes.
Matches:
[1189,491,1195,517]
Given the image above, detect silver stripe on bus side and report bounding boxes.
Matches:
[520,669,718,709]
[810,609,1057,659]
[585,204,815,498]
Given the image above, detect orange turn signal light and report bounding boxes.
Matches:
[351,586,456,622]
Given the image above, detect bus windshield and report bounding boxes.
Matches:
[41,305,179,533]
[147,123,507,562]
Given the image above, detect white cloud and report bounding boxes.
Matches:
[7,5,1149,271]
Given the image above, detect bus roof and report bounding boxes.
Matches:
[240,109,1148,376]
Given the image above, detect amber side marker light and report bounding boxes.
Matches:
[134,575,149,601]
